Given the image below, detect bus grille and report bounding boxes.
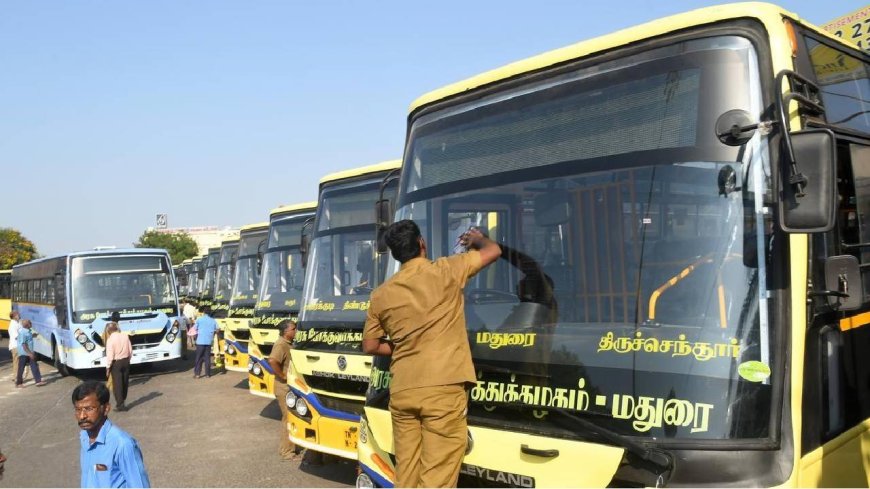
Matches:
[302,375,368,397]
[130,327,168,346]
[232,330,251,341]
[316,394,365,416]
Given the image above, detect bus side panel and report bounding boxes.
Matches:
[799,419,870,486]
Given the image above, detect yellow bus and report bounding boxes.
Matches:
[248,202,317,398]
[222,222,269,372]
[188,256,204,307]
[178,258,194,303]
[357,3,870,487]
[198,247,221,311]
[284,160,401,461]
[0,270,11,335]
[214,238,240,361]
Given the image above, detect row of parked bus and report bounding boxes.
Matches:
[8,3,870,486]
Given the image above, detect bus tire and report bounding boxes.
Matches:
[53,340,70,377]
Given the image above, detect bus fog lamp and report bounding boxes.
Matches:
[285,391,298,409]
[247,359,254,372]
[294,399,308,417]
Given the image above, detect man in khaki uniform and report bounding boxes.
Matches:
[363,220,501,488]
[268,319,301,461]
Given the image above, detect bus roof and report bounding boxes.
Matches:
[207,247,221,254]
[318,159,402,186]
[240,222,269,233]
[181,258,193,265]
[409,2,833,112]
[0,269,10,275]
[220,238,240,247]
[11,248,171,270]
[269,202,317,217]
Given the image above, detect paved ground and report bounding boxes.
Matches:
[0,339,356,487]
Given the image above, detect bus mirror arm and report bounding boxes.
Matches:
[820,255,863,310]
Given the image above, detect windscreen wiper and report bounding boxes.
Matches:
[547,407,673,485]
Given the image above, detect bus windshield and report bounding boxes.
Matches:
[256,216,310,316]
[71,254,177,323]
[202,252,219,299]
[232,232,266,306]
[299,180,381,348]
[386,36,777,442]
[215,245,238,302]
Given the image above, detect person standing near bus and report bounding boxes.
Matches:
[193,305,218,378]
[268,319,302,461]
[105,322,132,412]
[73,381,150,488]
[362,221,501,488]
[15,320,46,388]
[7,311,26,384]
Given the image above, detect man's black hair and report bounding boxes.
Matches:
[71,381,110,405]
[110,311,121,322]
[277,319,295,335]
[384,220,422,264]
[201,305,212,315]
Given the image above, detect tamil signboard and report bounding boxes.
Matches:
[156,213,168,229]
[823,5,870,51]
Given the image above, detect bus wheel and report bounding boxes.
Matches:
[53,341,70,377]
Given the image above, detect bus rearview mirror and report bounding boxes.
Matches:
[534,192,571,227]
[780,129,837,233]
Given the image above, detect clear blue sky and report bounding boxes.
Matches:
[0,1,852,257]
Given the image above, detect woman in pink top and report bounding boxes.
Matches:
[104,322,132,411]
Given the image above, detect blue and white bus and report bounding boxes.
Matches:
[11,248,183,376]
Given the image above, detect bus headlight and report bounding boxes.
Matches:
[76,332,88,344]
[227,345,235,355]
[247,359,254,372]
[294,398,309,417]
[252,364,262,376]
[166,333,176,343]
[84,342,95,352]
[285,391,298,409]
[356,472,375,488]
[170,320,180,335]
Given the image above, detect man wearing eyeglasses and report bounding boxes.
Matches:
[73,381,150,488]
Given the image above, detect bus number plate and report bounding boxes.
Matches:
[344,428,358,449]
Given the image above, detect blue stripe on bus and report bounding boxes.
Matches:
[290,386,360,422]
[226,339,248,354]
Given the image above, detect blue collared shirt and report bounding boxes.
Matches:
[17,328,33,356]
[194,315,218,346]
[80,419,150,488]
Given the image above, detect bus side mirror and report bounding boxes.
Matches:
[256,252,263,272]
[780,129,837,233]
[824,255,863,310]
[376,199,392,254]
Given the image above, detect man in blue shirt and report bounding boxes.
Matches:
[73,381,150,488]
[194,305,219,378]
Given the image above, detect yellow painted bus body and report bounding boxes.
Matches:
[357,3,870,487]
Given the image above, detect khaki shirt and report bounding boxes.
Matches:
[364,251,483,394]
[269,336,292,384]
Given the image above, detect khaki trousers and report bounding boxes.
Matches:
[10,350,27,382]
[390,384,468,488]
[274,382,296,458]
